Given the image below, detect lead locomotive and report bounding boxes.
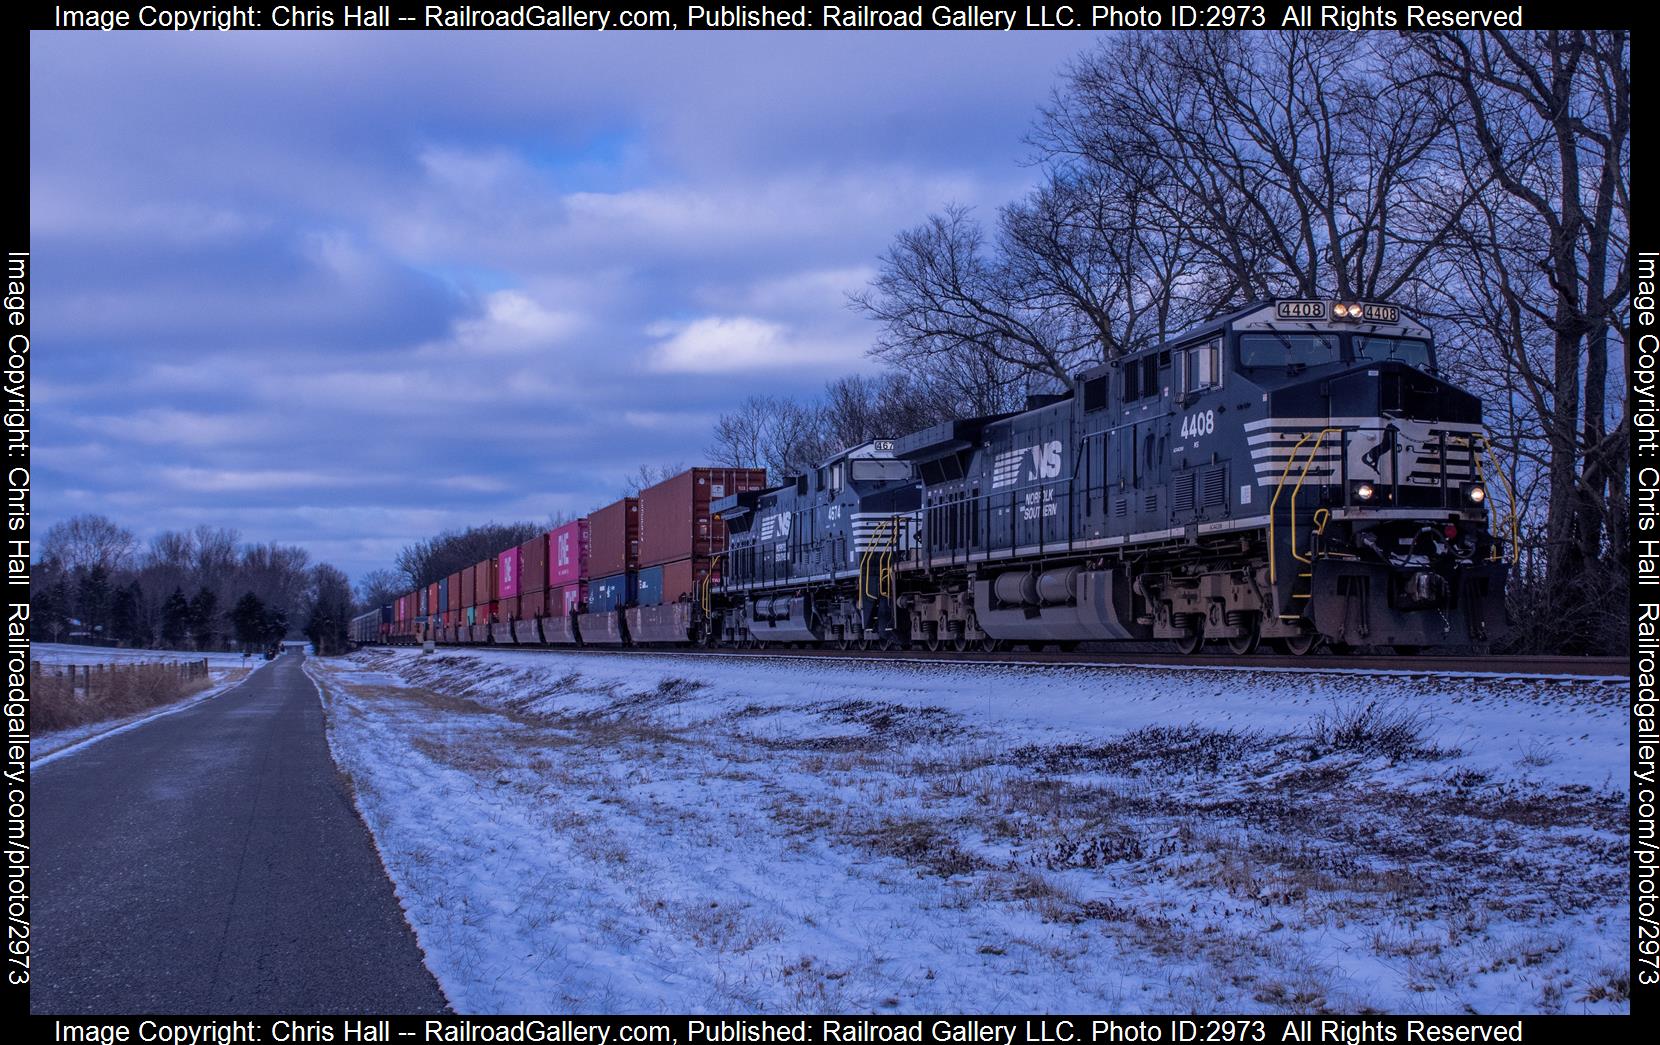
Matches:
[716,300,1511,655]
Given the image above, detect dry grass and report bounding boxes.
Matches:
[32,662,221,733]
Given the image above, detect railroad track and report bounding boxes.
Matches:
[394,643,1628,679]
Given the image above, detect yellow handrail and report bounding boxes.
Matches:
[1289,428,1342,565]
[1471,436,1520,563]
[700,552,723,613]
[878,514,900,600]
[1267,427,1341,583]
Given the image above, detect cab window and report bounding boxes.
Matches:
[1240,333,1340,368]
[850,459,914,483]
[1354,336,1434,371]
[1183,338,1222,392]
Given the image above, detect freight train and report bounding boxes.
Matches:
[350,299,1513,656]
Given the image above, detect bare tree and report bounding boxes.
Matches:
[621,462,688,497]
[395,522,545,590]
[40,514,138,572]
[1412,29,1629,649]
[353,568,407,613]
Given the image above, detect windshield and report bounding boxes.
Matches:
[1239,333,1340,369]
[849,459,914,483]
[1353,336,1434,370]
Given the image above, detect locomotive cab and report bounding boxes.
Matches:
[715,440,920,646]
[1186,299,1511,650]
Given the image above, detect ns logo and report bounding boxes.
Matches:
[760,511,792,540]
[1029,440,1064,480]
[991,440,1064,490]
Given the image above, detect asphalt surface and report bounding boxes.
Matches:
[32,651,449,1014]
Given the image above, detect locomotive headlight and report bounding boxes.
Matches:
[1354,481,1376,502]
[1465,483,1487,505]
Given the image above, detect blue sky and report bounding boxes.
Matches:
[32,30,1095,582]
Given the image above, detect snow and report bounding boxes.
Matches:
[309,647,1629,1016]
[31,642,257,670]
[31,643,264,761]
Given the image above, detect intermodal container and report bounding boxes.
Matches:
[637,467,767,568]
[549,582,586,618]
[460,565,476,608]
[472,557,495,608]
[660,557,716,606]
[515,590,546,621]
[547,519,590,588]
[438,579,451,615]
[587,499,639,579]
[498,547,522,604]
[587,572,636,613]
[520,532,549,595]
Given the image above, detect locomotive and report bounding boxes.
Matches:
[353,298,1511,655]
[715,299,1511,655]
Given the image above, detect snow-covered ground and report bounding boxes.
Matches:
[309,648,1629,1016]
[32,643,256,670]
[32,643,260,759]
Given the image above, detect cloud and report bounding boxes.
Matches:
[29,31,1098,580]
[646,315,859,374]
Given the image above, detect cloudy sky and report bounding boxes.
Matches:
[32,30,1095,582]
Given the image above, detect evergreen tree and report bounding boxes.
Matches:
[160,587,192,648]
[108,581,144,647]
[230,592,268,652]
[188,588,220,651]
[75,564,113,642]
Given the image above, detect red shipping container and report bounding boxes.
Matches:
[473,557,495,607]
[551,582,587,618]
[638,467,768,568]
[446,572,462,615]
[428,582,440,618]
[658,557,716,605]
[519,533,549,595]
[461,565,477,608]
[517,590,547,620]
[498,547,522,602]
[547,519,590,588]
[587,499,638,578]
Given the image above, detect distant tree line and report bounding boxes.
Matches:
[31,513,355,655]
[708,29,1627,654]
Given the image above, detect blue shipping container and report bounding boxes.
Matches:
[635,565,664,608]
[439,584,449,612]
[588,572,637,613]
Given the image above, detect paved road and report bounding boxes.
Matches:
[32,651,449,1014]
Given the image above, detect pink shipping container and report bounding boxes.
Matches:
[497,547,522,604]
[638,467,768,568]
[551,582,587,618]
[587,499,638,579]
[547,519,590,588]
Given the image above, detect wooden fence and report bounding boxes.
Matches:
[33,659,209,697]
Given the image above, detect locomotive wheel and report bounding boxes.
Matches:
[1171,631,1204,656]
[836,631,854,651]
[1225,618,1261,656]
[1275,634,1320,656]
[922,626,942,652]
[952,633,970,653]
[978,637,1003,653]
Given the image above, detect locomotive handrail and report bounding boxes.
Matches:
[1268,427,1342,584]
[700,552,723,613]
[1289,428,1344,567]
[1472,436,1520,563]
